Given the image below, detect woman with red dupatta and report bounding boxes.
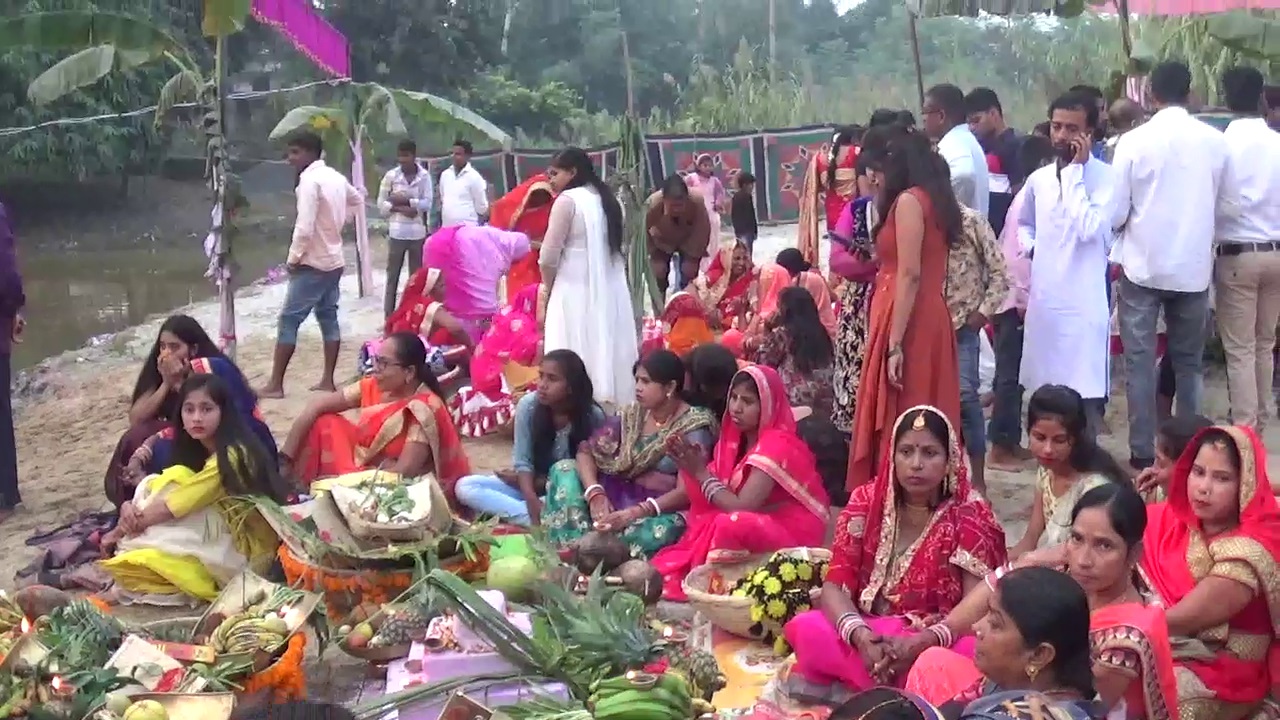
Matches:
[781,405,1005,700]
[797,126,860,266]
[650,365,830,600]
[691,239,754,331]
[1139,425,1280,720]
[724,263,790,359]
[491,174,556,299]
[279,332,470,501]
[901,482,1178,720]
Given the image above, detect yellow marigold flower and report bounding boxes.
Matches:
[773,636,791,655]
[765,598,788,618]
[796,563,814,581]
[796,603,811,614]
[310,115,333,130]
[732,588,748,597]
[778,562,798,582]
[752,570,769,585]
[763,577,783,595]
[750,604,764,622]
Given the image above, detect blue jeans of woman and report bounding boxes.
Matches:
[455,474,533,526]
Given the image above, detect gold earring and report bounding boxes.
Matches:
[1026,664,1039,681]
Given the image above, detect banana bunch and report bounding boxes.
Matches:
[587,671,713,720]
[210,611,289,654]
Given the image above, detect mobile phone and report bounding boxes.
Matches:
[1057,141,1076,163]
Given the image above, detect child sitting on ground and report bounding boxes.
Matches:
[1134,414,1213,503]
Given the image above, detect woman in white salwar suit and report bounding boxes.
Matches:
[539,148,638,406]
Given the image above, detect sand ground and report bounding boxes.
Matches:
[4,223,1274,701]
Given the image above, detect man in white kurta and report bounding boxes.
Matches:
[1018,91,1117,438]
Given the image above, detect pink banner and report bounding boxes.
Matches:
[1106,0,1280,13]
[251,0,350,78]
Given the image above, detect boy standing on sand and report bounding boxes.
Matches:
[259,131,363,398]
[0,201,24,520]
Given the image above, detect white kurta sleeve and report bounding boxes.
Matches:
[539,193,576,288]
[1016,178,1037,255]
[1059,163,1115,250]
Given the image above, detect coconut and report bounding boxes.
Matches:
[572,531,630,575]
[104,690,133,715]
[615,560,663,605]
[486,555,541,603]
[122,700,169,720]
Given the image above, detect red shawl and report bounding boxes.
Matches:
[826,404,1007,623]
[385,267,446,342]
[1140,425,1280,705]
[492,174,555,299]
[696,240,754,324]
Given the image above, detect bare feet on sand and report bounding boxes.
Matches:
[308,381,337,392]
[257,384,285,399]
[988,444,1031,472]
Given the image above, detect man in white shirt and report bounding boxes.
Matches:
[260,131,362,399]
[439,139,489,227]
[1110,60,1230,468]
[1214,66,1280,430]
[924,83,989,217]
[1017,91,1116,439]
[377,139,433,318]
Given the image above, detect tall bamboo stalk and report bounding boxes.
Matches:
[768,0,777,83]
[213,32,237,359]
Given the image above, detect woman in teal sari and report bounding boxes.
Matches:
[545,350,716,558]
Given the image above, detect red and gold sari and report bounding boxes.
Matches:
[692,239,754,329]
[784,405,1006,691]
[651,365,830,600]
[797,145,859,266]
[295,376,471,500]
[1140,425,1280,720]
[491,174,555,299]
[385,268,452,346]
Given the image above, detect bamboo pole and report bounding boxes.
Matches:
[214,32,237,359]
[908,10,925,108]
[769,0,778,83]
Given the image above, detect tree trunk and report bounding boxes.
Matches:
[501,0,517,56]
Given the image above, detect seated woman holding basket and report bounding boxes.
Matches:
[546,350,717,558]
[279,332,470,500]
[100,374,287,605]
[903,482,1178,720]
[783,405,1007,699]
[649,365,830,600]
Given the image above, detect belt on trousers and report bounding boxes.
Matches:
[1216,241,1280,257]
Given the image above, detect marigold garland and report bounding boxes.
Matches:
[728,551,829,654]
[277,545,490,620]
[239,632,306,701]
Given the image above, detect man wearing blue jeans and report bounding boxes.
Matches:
[260,131,363,398]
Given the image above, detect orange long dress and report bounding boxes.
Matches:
[846,188,961,490]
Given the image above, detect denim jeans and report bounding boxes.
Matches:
[987,309,1024,449]
[278,266,342,345]
[384,237,425,318]
[956,326,985,461]
[455,474,533,526]
[1116,274,1209,462]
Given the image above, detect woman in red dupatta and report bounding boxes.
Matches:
[491,174,555,299]
[280,332,471,501]
[691,238,754,330]
[384,268,475,351]
[1139,425,1280,720]
[651,365,830,600]
[782,405,1005,699]
[725,263,791,359]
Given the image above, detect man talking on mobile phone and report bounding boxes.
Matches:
[1016,91,1117,440]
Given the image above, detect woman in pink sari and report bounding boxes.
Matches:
[651,365,830,600]
[421,224,531,342]
[450,283,546,437]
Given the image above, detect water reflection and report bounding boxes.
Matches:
[13,240,284,370]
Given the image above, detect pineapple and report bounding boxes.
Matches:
[369,606,435,647]
[670,644,727,701]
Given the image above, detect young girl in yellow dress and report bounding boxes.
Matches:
[100,373,289,605]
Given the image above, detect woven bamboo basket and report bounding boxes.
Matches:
[682,547,831,639]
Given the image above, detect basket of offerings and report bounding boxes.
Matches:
[329,472,454,542]
[682,547,830,640]
[253,483,491,621]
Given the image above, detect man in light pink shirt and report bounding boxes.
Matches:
[260,131,362,398]
[987,135,1054,471]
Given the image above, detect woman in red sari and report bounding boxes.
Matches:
[797,126,860,265]
[491,174,556,299]
[279,332,471,500]
[1139,425,1280,720]
[691,238,754,330]
[650,365,830,600]
[782,405,1006,701]
[903,482,1178,720]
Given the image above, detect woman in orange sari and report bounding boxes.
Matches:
[279,332,471,500]
[1139,425,1280,720]
[691,239,754,331]
[902,482,1178,720]
[725,263,789,358]
[797,126,860,265]
[775,248,837,338]
[491,174,556,299]
[649,365,830,600]
[650,291,715,358]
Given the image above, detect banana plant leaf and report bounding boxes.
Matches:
[1205,11,1280,61]
[0,11,197,104]
[382,87,514,150]
[202,0,252,38]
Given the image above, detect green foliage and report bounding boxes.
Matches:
[460,71,586,141]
